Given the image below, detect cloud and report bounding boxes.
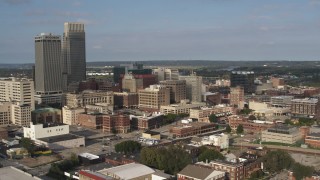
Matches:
[2,0,30,5]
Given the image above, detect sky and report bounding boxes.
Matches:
[0,0,320,63]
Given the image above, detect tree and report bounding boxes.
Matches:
[209,114,218,123]
[70,153,79,166]
[20,137,36,155]
[140,145,191,174]
[198,149,224,162]
[115,140,141,154]
[248,170,265,179]
[236,124,244,134]
[226,125,232,133]
[292,163,314,180]
[262,150,294,173]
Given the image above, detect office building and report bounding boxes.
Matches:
[230,71,255,93]
[0,78,35,110]
[114,92,139,108]
[179,74,203,102]
[159,80,186,103]
[153,68,179,81]
[262,125,302,144]
[138,85,170,112]
[32,107,62,124]
[62,106,85,125]
[65,91,113,108]
[230,86,244,108]
[113,63,152,84]
[160,100,205,115]
[291,98,318,117]
[270,96,294,108]
[0,102,11,126]
[122,73,143,92]
[62,22,86,90]
[102,114,130,133]
[130,112,164,130]
[34,33,63,104]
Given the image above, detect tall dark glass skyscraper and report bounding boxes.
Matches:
[62,22,86,91]
[34,33,63,105]
[35,33,62,93]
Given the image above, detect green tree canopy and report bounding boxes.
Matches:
[20,137,36,154]
[236,124,244,134]
[140,145,191,174]
[198,149,224,162]
[209,114,218,123]
[292,163,314,180]
[115,140,141,154]
[262,150,294,173]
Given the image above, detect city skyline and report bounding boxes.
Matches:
[0,0,320,63]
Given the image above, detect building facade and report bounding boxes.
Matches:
[159,80,186,103]
[138,85,170,111]
[23,122,69,140]
[0,78,35,110]
[65,91,114,108]
[291,98,318,117]
[160,100,205,115]
[102,114,130,133]
[262,125,302,144]
[230,71,255,94]
[179,74,203,102]
[62,106,85,125]
[230,86,244,108]
[62,22,86,90]
[34,33,63,104]
[114,92,139,108]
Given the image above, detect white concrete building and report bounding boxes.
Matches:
[23,122,69,140]
[62,106,85,125]
[86,103,114,114]
[65,91,114,108]
[202,133,229,149]
[153,68,179,81]
[262,126,302,144]
[11,103,32,127]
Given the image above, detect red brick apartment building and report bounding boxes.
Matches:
[305,133,320,148]
[78,113,103,129]
[228,115,273,132]
[102,114,130,133]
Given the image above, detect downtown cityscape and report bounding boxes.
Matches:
[1,1,320,180]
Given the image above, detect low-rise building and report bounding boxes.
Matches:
[79,163,155,180]
[228,115,274,133]
[177,164,225,180]
[160,100,205,115]
[36,133,85,150]
[130,112,164,130]
[291,98,318,117]
[78,113,104,130]
[305,133,320,148]
[142,130,161,140]
[170,122,216,138]
[23,122,69,140]
[201,133,229,149]
[65,91,114,108]
[270,96,294,108]
[190,105,233,122]
[0,166,41,180]
[262,125,302,144]
[197,161,245,180]
[85,103,114,114]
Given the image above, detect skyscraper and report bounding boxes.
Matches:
[179,74,203,102]
[34,33,63,104]
[62,22,86,90]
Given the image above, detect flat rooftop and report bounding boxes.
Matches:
[79,153,100,160]
[98,163,155,179]
[38,133,82,143]
[0,166,40,180]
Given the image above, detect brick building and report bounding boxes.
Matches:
[305,133,320,148]
[177,164,225,180]
[291,98,318,117]
[78,113,103,129]
[228,115,274,133]
[114,92,139,108]
[130,113,164,130]
[102,114,130,133]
